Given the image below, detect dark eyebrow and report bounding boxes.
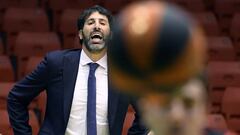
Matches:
[86,18,95,22]
[99,18,107,22]
[86,18,108,23]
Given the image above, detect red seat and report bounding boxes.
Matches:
[230,13,240,57]
[0,0,7,10]
[16,0,39,8]
[207,61,240,89]
[59,9,82,49]
[186,0,207,12]
[3,8,49,33]
[73,35,82,49]
[222,87,240,113]
[14,32,61,56]
[207,114,239,135]
[29,109,40,134]
[122,105,135,135]
[214,0,240,34]
[24,56,43,77]
[222,87,240,133]
[207,36,236,61]
[0,0,39,9]
[0,110,13,135]
[207,113,228,132]
[226,118,240,134]
[224,131,239,135]
[194,12,221,36]
[0,37,4,54]
[214,0,239,15]
[0,10,4,31]
[0,55,14,82]
[230,13,240,40]
[46,0,66,30]
[207,61,240,112]
[0,82,14,109]
[37,91,47,123]
[14,32,61,79]
[168,0,207,12]
[48,0,98,30]
[103,0,126,14]
[59,9,81,35]
[2,7,50,54]
[48,0,96,11]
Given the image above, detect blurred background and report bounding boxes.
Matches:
[0,0,240,134]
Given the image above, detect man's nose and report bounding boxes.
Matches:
[170,98,185,123]
[94,22,101,30]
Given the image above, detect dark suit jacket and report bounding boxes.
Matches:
[7,49,149,135]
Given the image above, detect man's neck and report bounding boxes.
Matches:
[82,46,106,62]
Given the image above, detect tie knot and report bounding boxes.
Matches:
[88,63,99,72]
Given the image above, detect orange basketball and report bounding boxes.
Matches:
[108,0,207,96]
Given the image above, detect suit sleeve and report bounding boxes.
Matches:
[128,98,150,135]
[7,54,49,135]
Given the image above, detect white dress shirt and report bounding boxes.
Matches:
[65,50,109,135]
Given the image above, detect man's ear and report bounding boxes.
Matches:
[79,30,83,40]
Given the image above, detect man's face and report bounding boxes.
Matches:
[140,79,207,135]
[80,11,111,53]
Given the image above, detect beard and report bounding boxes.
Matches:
[82,30,111,53]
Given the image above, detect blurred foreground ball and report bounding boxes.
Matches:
[108,0,207,96]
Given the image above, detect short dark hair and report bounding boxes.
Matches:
[77,5,113,45]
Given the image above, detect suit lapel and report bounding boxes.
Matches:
[108,85,120,132]
[62,50,81,126]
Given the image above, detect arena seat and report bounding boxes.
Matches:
[222,87,240,134]
[0,37,4,54]
[185,0,208,12]
[0,110,13,135]
[23,56,43,77]
[59,9,82,49]
[2,7,50,54]
[0,0,39,9]
[230,13,240,57]
[36,91,47,123]
[207,61,240,112]
[214,0,239,15]
[14,31,61,79]
[214,0,240,34]
[0,82,15,109]
[103,0,126,14]
[194,12,221,36]
[122,105,135,135]
[207,113,228,132]
[207,36,236,61]
[48,0,99,31]
[0,55,14,82]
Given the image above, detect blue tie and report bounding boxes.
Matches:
[87,63,99,135]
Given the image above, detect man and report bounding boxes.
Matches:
[139,78,224,135]
[7,5,149,135]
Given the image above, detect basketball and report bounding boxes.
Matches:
[108,0,207,96]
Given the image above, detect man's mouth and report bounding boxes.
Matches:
[90,32,103,43]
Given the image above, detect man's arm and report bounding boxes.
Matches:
[7,55,49,135]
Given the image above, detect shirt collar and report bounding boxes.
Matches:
[80,49,107,70]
